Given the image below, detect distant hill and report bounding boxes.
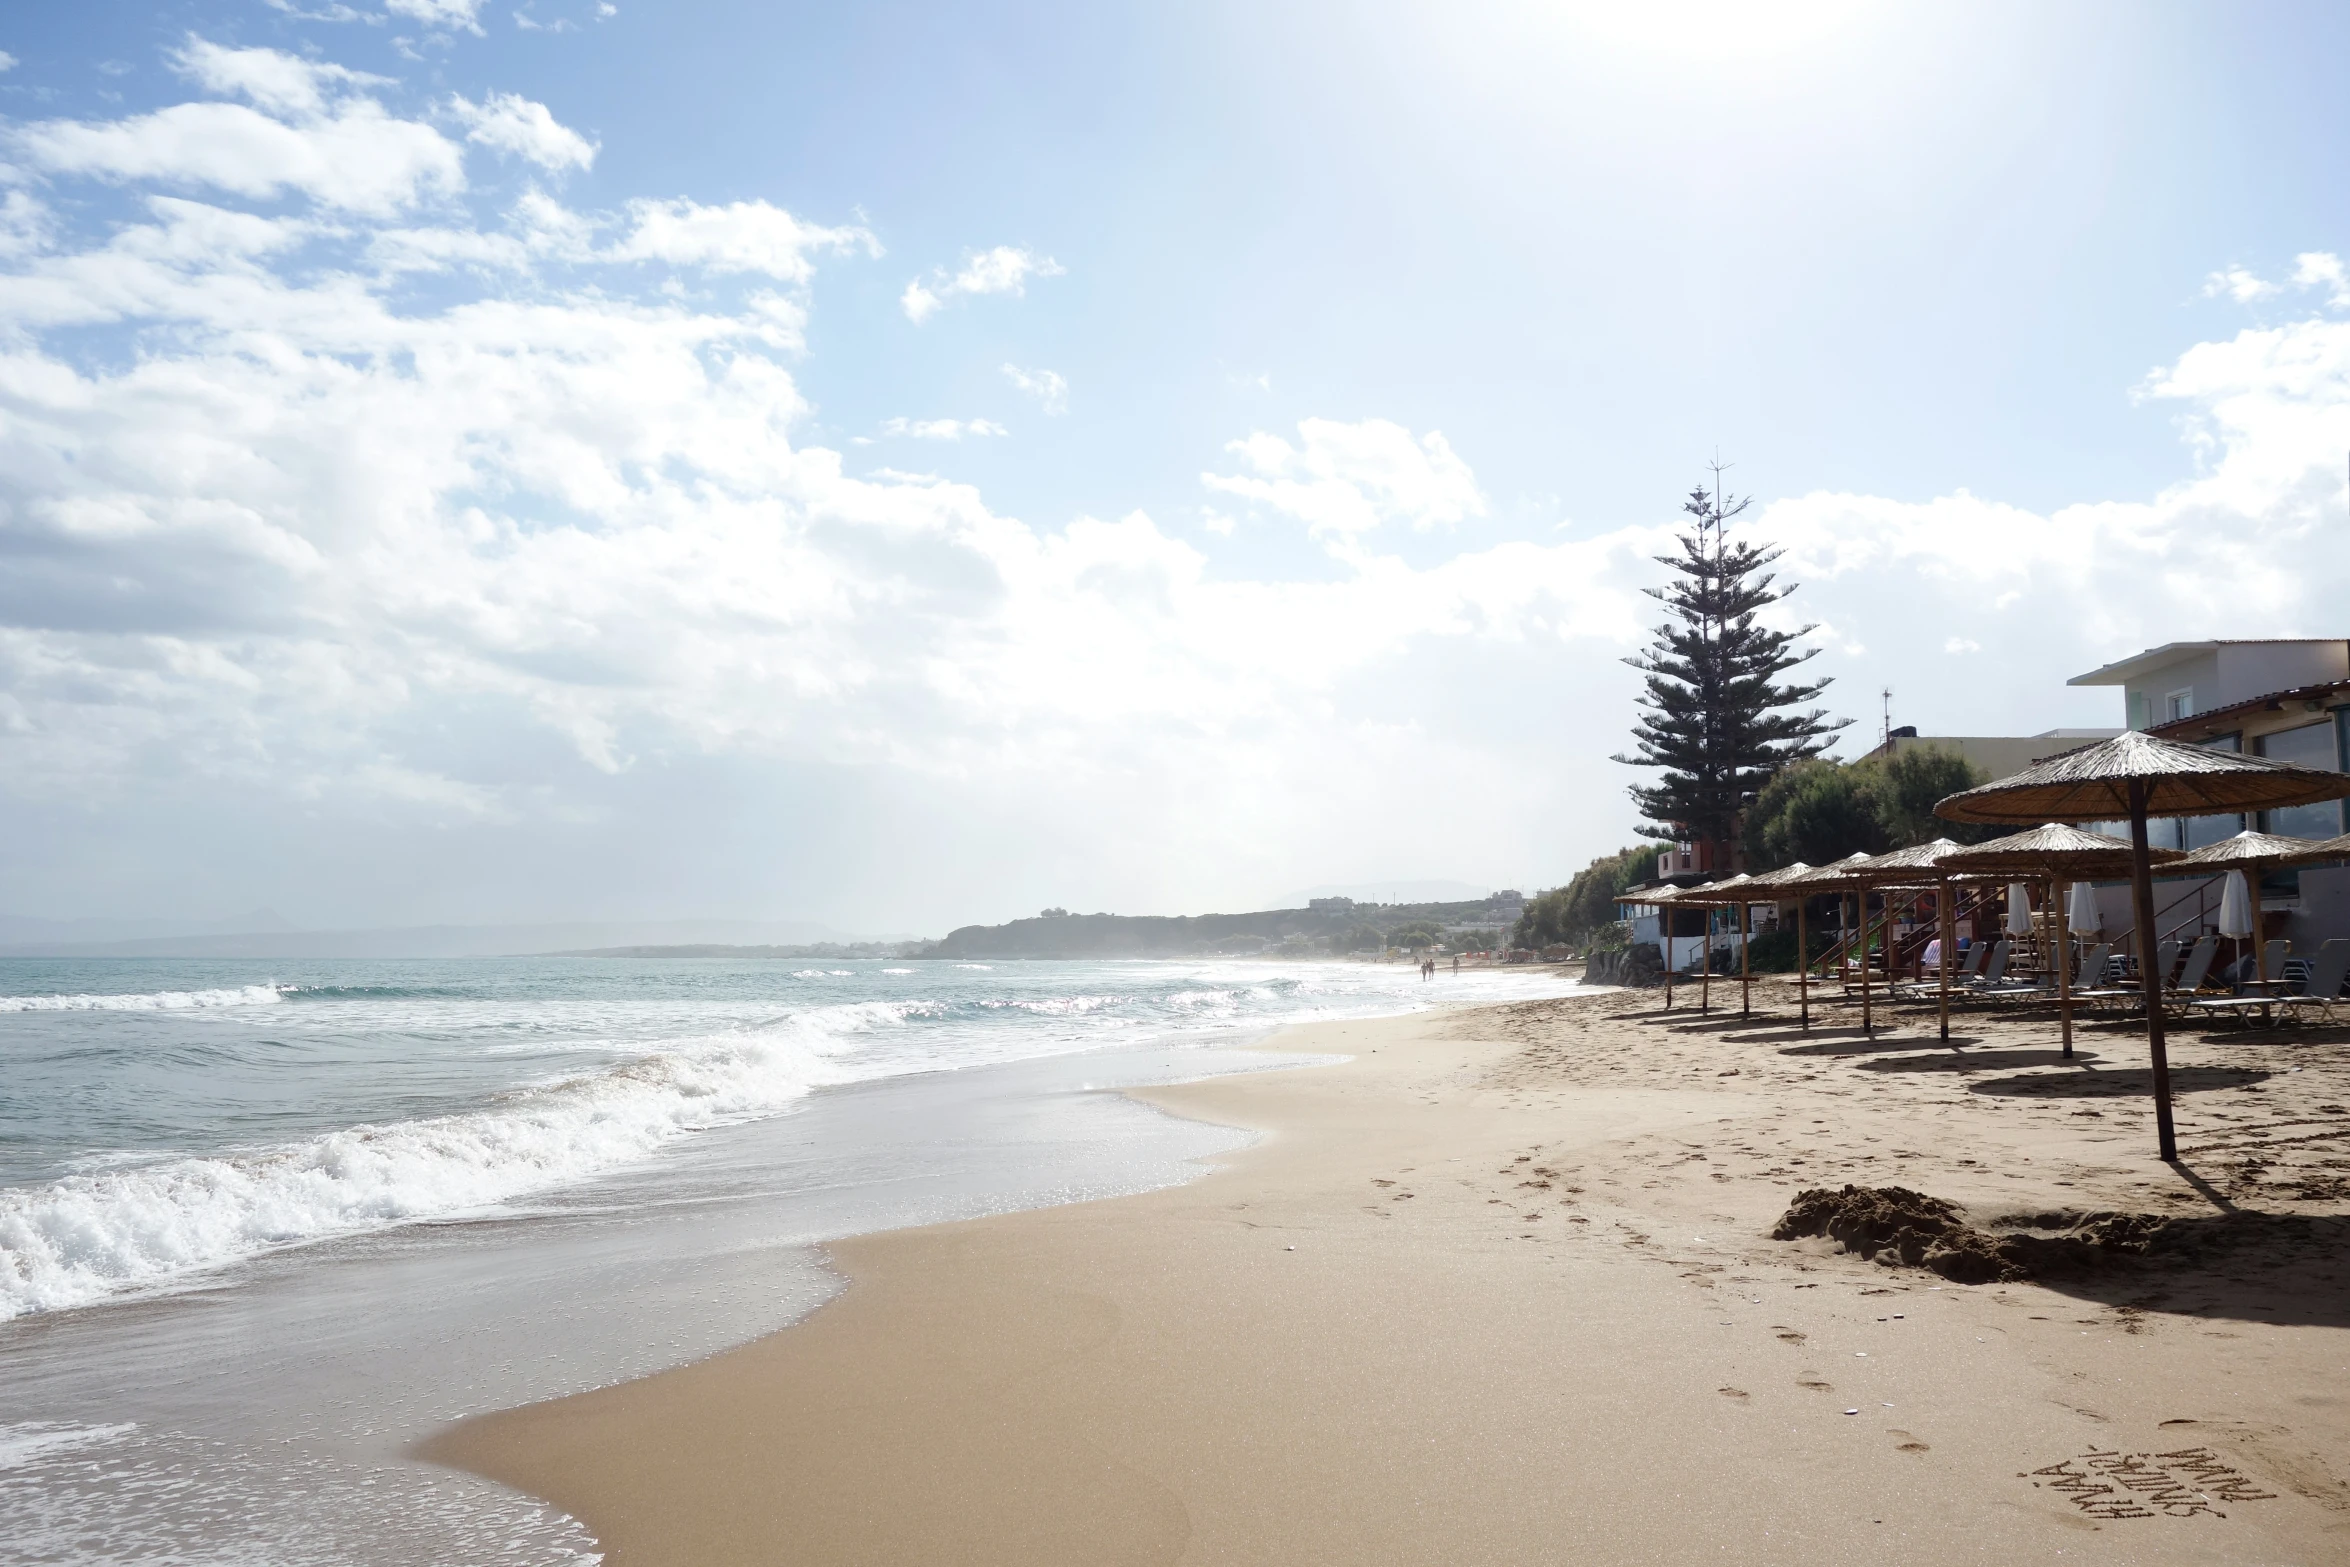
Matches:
[917,894,1522,960]
[548,942,911,960]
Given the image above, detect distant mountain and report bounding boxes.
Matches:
[0,919,865,960]
[919,895,1520,960]
[1283,879,1498,907]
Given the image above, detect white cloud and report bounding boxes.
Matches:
[1203,418,1486,544]
[2206,265,2279,304]
[1002,363,1067,414]
[881,417,1008,440]
[1944,637,1980,654]
[609,198,874,279]
[2293,251,2350,307]
[901,245,1062,323]
[0,52,18,73]
[386,0,486,32]
[12,41,462,217]
[171,39,388,118]
[447,91,595,170]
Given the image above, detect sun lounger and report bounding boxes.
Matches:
[2277,940,2350,1024]
[2075,943,2112,992]
[2080,935,2211,1012]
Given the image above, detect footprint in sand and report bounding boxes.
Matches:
[1718,1387,1750,1400]
[1797,1376,1833,1391]
[1775,1329,1807,1344]
[1890,1432,1931,1452]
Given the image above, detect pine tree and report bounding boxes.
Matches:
[1613,470,1848,863]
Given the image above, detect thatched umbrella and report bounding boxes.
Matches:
[1772,852,1881,1030]
[1939,823,2175,1060]
[1663,874,1762,1017]
[1934,729,2350,1160]
[2171,829,2350,984]
[1845,839,1973,1041]
[1736,860,1814,1022]
[1626,883,1689,1010]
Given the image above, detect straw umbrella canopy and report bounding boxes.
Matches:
[2171,829,2350,983]
[1656,874,1762,1017]
[1735,861,1814,1024]
[1938,823,2180,1060]
[1624,882,1694,1010]
[1844,838,1972,1039]
[1768,852,1886,1030]
[1934,729,2350,1160]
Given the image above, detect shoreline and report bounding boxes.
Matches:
[423,985,2350,1564]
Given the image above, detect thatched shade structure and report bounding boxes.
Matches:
[1768,852,1887,1029]
[1732,862,1815,1024]
[1939,824,2186,1059]
[1936,821,2162,878]
[1843,839,1974,1039]
[1935,729,2350,1160]
[1655,874,1762,1017]
[1623,882,1696,1011]
[2170,830,2350,984]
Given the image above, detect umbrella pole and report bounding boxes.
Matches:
[1798,897,1810,1030]
[1663,908,1674,1013]
[1937,878,1953,1042]
[1860,888,1874,1035]
[1700,905,1712,1016]
[1739,899,1751,1020]
[2247,873,2268,982]
[2055,876,2073,1060]
[2127,782,2179,1161]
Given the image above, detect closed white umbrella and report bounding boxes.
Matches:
[2005,882,2034,937]
[2217,870,2253,938]
[2067,880,2102,935]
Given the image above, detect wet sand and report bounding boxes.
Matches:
[425,982,2350,1564]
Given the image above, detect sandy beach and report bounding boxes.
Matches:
[425,981,2350,1565]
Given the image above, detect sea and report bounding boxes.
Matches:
[0,954,1583,1564]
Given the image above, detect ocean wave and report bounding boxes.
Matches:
[0,1422,138,1472]
[0,985,285,1014]
[0,1001,919,1322]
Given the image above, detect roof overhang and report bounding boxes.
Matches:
[2145,679,2350,741]
[2066,641,2220,687]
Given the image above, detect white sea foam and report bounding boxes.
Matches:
[954,963,993,971]
[0,1001,916,1322]
[0,984,285,1013]
[0,1422,138,1471]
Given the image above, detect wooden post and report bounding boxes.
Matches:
[1859,884,1874,1035]
[1662,900,1675,1012]
[2055,874,2073,1060]
[2129,782,2179,1161]
[1797,894,1811,1029]
[1700,902,1712,1016]
[1937,876,1954,1041]
[2246,868,2270,982]
[1739,897,1751,1019]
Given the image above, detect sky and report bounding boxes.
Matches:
[4,0,2350,935]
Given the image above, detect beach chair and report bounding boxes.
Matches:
[2073,943,2112,992]
[2156,936,2223,1016]
[2277,940,2350,1025]
[1956,943,1989,982]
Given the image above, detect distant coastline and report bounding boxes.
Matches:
[558,892,1527,962]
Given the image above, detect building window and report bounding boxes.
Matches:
[2166,688,2194,722]
[2258,719,2344,840]
[2177,732,2242,850]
